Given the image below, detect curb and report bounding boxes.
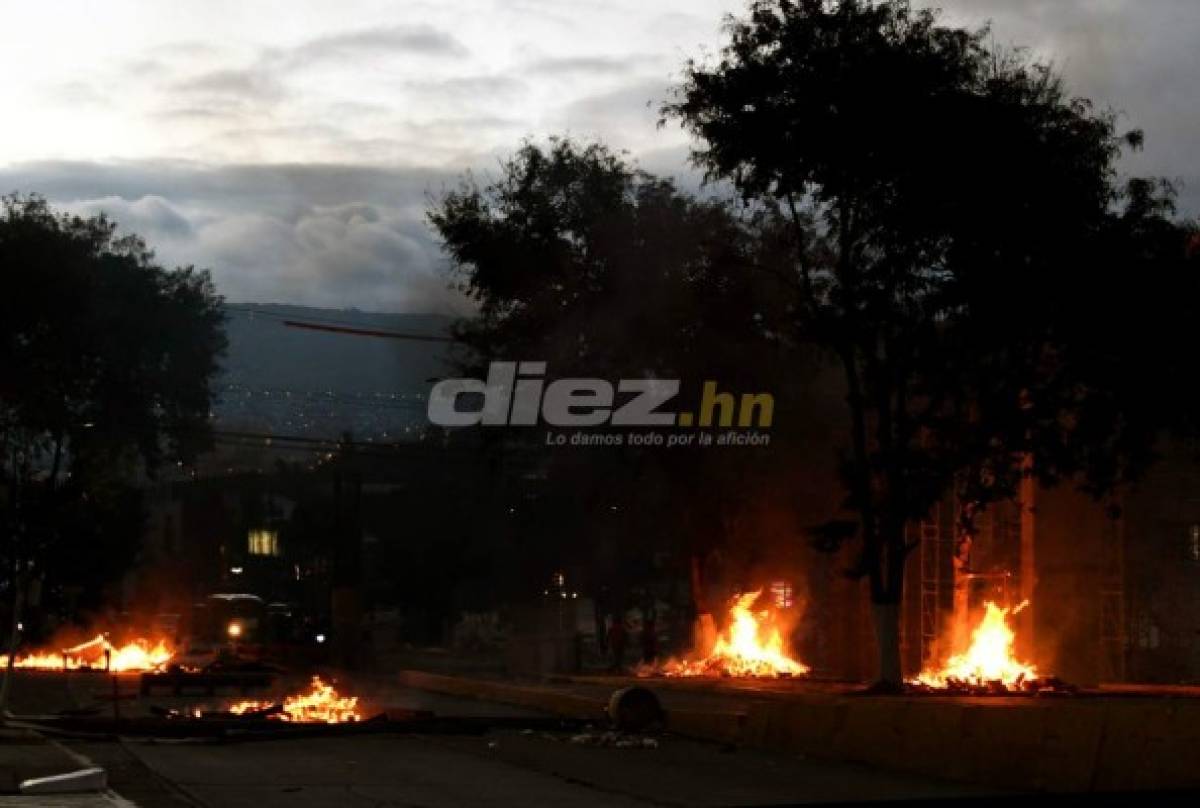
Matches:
[397,669,1200,792]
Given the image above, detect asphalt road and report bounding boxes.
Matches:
[61,688,996,807]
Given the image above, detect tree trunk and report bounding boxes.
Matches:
[0,460,24,715]
[871,519,909,690]
[872,600,902,688]
[0,567,23,715]
[1017,467,1036,663]
[48,432,64,491]
[952,503,975,654]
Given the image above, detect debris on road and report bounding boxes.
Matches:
[569,731,660,749]
[19,767,107,795]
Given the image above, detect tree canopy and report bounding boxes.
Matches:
[428,139,817,614]
[664,0,1200,684]
[0,193,226,623]
[429,138,777,384]
[0,194,226,475]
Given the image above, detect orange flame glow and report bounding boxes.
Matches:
[0,635,173,672]
[658,590,809,678]
[228,676,360,723]
[912,600,1038,689]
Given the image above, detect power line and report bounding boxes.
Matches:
[282,319,456,342]
[204,428,488,463]
[215,388,428,412]
[225,306,458,343]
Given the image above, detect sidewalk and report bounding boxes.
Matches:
[0,726,129,806]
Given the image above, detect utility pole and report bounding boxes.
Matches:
[0,458,27,716]
[330,434,363,669]
[1018,463,1036,662]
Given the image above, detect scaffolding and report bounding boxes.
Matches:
[918,503,943,667]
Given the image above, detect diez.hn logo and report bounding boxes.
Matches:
[427,362,773,429]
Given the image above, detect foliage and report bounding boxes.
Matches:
[429,138,775,382]
[0,193,227,606]
[664,0,1199,682]
[428,139,803,607]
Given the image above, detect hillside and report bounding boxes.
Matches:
[214,304,457,440]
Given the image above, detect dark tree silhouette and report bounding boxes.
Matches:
[0,194,225,475]
[665,0,1200,686]
[428,139,800,624]
[0,194,226,705]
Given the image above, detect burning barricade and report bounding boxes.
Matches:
[224,676,361,723]
[644,590,809,678]
[0,634,173,673]
[909,600,1073,695]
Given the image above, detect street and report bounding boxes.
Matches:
[51,687,993,807]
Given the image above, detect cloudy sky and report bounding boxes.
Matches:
[2,0,1197,312]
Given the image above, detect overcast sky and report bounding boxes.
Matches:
[2,0,1197,312]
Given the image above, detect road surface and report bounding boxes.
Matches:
[60,687,996,807]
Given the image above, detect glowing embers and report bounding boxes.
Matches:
[227,676,360,723]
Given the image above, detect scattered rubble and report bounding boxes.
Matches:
[569,731,660,749]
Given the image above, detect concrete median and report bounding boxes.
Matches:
[397,670,1200,793]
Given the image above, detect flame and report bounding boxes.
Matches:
[0,635,173,672]
[228,676,360,723]
[657,590,809,678]
[912,600,1038,689]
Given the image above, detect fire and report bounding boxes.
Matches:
[657,590,809,678]
[912,600,1038,689]
[228,676,360,723]
[0,635,173,672]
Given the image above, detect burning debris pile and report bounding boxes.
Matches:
[226,676,361,723]
[0,635,173,672]
[648,590,809,678]
[909,601,1072,695]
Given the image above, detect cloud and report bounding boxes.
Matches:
[198,202,462,312]
[2,160,470,315]
[45,81,108,108]
[172,68,286,104]
[3,1,1198,318]
[280,24,467,68]
[524,56,638,76]
[143,40,229,61]
[407,74,527,99]
[67,195,195,239]
[927,0,1200,210]
[128,21,478,164]
[154,106,235,123]
[560,79,670,144]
